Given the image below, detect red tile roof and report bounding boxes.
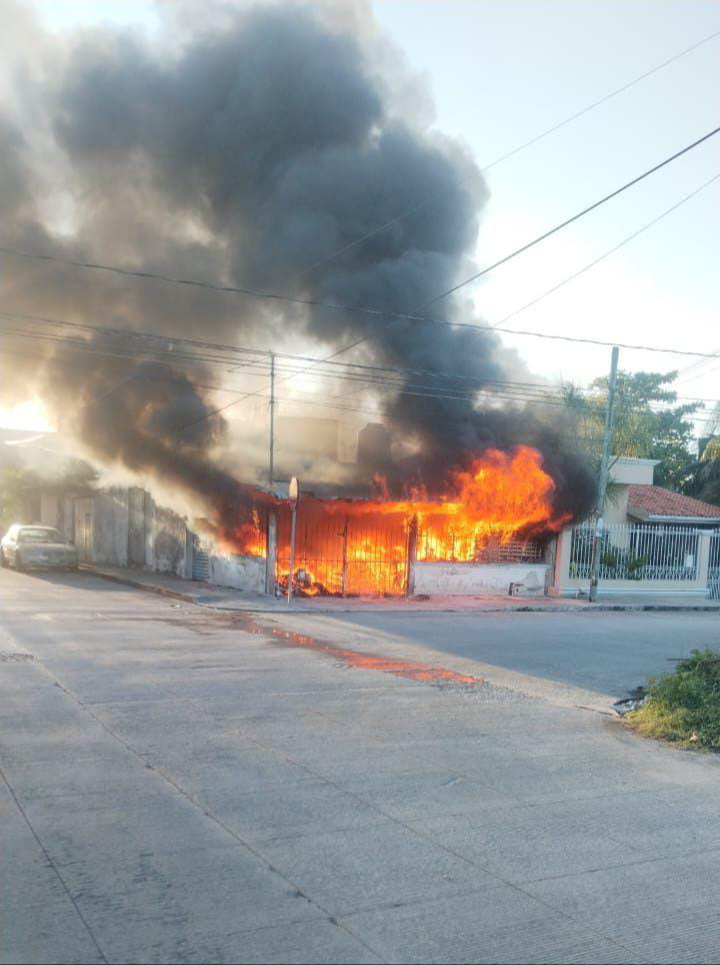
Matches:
[627,485,720,519]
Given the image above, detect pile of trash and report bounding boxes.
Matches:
[612,688,650,716]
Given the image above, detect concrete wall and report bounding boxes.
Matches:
[72,487,189,576]
[147,501,188,578]
[604,486,631,526]
[600,458,660,526]
[39,493,59,527]
[412,562,549,597]
[70,485,272,590]
[610,457,658,486]
[91,489,129,567]
[34,493,76,541]
[207,554,266,594]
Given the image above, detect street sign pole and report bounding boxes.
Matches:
[287,477,299,606]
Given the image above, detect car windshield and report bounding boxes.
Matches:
[18,528,63,544]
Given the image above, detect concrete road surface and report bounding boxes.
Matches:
[291,608,720,698]
[2,568,720,964]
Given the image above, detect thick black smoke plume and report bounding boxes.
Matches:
[1,1,594,522]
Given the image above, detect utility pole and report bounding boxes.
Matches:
[588,345,620,602]
[268,352,276,489]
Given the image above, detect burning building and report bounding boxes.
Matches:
[0,1,595,595]
[209,445,572,598]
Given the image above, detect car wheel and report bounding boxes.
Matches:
[0,550,6,568]
[14,554,24,572]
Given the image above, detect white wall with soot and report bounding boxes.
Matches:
[207,554,267,594]
[412,562,549,597]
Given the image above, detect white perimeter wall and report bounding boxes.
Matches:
[92,490,130,567]
[413,562,549,597]
[207,554,266,594]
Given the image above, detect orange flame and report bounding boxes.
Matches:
[269,445,569,596]
[219,507,267,558]
[413,445,571,561]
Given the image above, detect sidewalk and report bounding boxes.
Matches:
[80,564,720,613]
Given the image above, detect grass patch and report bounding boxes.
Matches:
[627,648,720,750]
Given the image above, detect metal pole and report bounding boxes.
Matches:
[287,503,297,606]
[341,517,349,597]
[269,352,276,488]
[406,514,418,598]
[588,346,620,602]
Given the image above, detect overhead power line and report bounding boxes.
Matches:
[3,127,720,435]
[0,321,604,403]
[488,170,720,332]
[220,123,720,401]
[0,307,603,393]
[296,24,720,278]
[419,124,720,310]
[1,121,718,344]
[330,168,720,407]
[7,324,720,414]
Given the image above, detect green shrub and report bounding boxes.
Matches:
[601,549,619,569]
[628,648,720,749]
[626,551,647,580]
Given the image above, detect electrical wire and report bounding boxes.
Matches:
[487,170,720,333]
[0,310,612,396]
[418,124,720,311]
[5,330,714,431]
[296,24,720,278]
[328,163,720,407]
[2,123,719,373]
[0,307,593,391]
[7,323,720,412]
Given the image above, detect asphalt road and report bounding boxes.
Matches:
[314,609,720,698]
[3,568,720,964]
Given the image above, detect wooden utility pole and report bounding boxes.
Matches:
[588,346,620,602]
[268,352,276,488]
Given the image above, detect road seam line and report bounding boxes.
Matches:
[47,677,388,964]
[0,764,110,964]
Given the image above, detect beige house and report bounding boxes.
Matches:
[554,456,720,598]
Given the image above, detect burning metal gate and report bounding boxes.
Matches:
[276,505,410,597]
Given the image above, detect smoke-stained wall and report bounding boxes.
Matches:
[1,1,594,526]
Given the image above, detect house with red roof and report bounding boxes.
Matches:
[601,456,720,526]
[554,457,720,598]
[626,485,720,525]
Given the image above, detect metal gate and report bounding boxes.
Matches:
[276,503,409,597]
[73,497,94,562]
[709,530,720,599]
[127,487,146,567]
[190,533,210,581]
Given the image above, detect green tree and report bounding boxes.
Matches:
[684,411,720,506]
[564,370,699,491]
[0,457,98,533]
[0,461,37,532]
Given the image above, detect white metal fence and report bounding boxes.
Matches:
[709,530,720,598]
[570,522,702,582]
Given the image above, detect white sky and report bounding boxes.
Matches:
[5,0,720,438]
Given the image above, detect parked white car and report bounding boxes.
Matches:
[0,524,79,571]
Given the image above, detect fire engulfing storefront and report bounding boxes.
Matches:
[217,446,569,598]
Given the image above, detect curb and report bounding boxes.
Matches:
[79,566,198,604]
[80,567,720,614]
